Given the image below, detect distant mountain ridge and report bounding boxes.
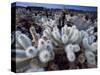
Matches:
[11,2,97,12]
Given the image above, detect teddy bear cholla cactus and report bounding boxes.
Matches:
[81,28,97,67]
[12,27,55,72]
[52,25,82,45]
[18,26,54,62]
[38,38,54,63]
[49,25,81,62]
[11,31,35,72]
[49,23,82,66]
[49,24,97,64]
[11,31,38,67]
[12,21,97,72]
[65,44,80,62]
[46,17,94,60]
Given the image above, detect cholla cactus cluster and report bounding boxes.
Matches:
[11,7,97,72]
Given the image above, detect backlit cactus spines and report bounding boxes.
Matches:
[18,33,32,49]
[73,44,80,52]
[39,50,51,63]
[52,26,61,43]
[37,38,47,51]
[26,46,38,58]
[65,44,75,62]
[61,34,68,44]
[65,44,80,62]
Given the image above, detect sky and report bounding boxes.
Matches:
[12,2,97,12]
